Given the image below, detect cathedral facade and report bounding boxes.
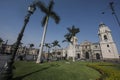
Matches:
[66,23,119,60]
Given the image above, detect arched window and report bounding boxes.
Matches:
[104,35,108,40]
[96,53,100,59]
[77,54,80,58]
[85,52,89,59]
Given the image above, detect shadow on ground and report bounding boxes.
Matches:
[13,64,60,80]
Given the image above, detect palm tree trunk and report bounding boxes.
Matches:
[73,36,75,62]
[36,16,49,63]
[73,44,75,62]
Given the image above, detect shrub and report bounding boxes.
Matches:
[87,62,120,80]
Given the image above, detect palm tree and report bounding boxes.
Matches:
[29,43,34,54]
[36,0,60,63]
[44,43,52,61]
[63,25,80,62]
[29,43,35,60]
[52,40,61,60]
[62,33,72,43]
[67,25,80,37]
[44,43,52,53]
[52,40,61,48]
[62,33,72,60]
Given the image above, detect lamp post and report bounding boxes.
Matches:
[109,2,120,27]
[0,4,36,80]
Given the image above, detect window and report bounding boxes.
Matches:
[85,46,87,49]
[104,35,108,40]
[96,53,100,59]
[95,45,97,48]
[108,50,111,53]
[76,46,79,49]
[107,45,109,47]
[85,52,89,59]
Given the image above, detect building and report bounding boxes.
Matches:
[0,23,119,61]
[0,44,39,56]
[65,23,119,61]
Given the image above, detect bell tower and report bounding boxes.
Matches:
[98,23,119,59]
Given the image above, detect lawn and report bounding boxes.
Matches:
[13,61,101,80]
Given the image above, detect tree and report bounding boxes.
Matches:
[44,43,52,61]
[63,25,80,62]
[62,33,72,60]
[29,43,34,54]
[0,38,4,44]
[62,33,72,43]
[52,40,61,60]
[29,43,34,48]
[44,43,52,53]
[67,25,80,37]
[0,4,36,80]
[0,38,4,54]
[52,40,61,48]
[36,0,60,63]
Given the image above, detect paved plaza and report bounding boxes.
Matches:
[0,54,11,73]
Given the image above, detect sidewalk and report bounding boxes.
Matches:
[0,54,11,73]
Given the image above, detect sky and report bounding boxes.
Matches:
[0,0,120,53]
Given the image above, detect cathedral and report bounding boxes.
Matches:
[66,23,119,60]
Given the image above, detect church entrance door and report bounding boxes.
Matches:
[77,54,80,58]
[96,53,100,59]
[85,52,89,59]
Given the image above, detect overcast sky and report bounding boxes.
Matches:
[0,0,120,53]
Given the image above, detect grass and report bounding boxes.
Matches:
[13,61,101,80]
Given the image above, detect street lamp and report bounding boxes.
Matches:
[0,4,36,80]
[109,2,120,27]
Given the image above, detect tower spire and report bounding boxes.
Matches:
[99,22,105,27]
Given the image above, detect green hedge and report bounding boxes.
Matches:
[87,62,120,80]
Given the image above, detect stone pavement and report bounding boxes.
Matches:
[0,54,11,73]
